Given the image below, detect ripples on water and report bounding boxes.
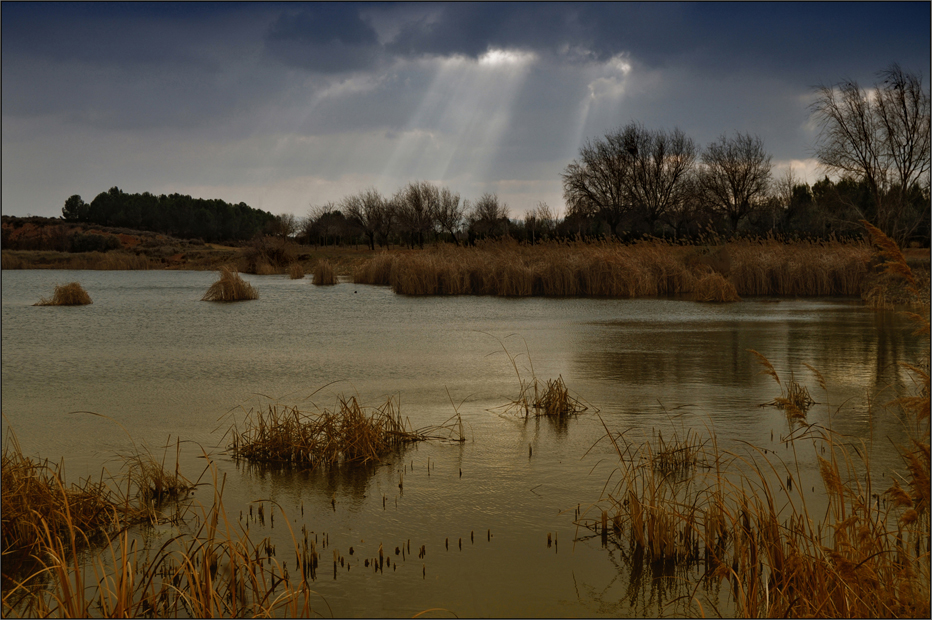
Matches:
[1,270,924,616]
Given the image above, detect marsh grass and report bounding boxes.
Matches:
[1,464,322,618]
[34,282,92,306]
[354,238,871,300]
[588,227,930,617]
[202,266,259,302]
[312,259,336,286]
[228,395,464,469]
[288,262,305,279]
[486,334,591,419]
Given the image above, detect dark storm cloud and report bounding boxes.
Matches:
[264,5,381,73]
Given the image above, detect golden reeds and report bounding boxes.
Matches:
[2,463,319,618]
[202,266,259,302]
[312,260,336,286]
[353,238,871,300]
[34,282,92,306]
[592,342,929,617]
[288,262,305,279]
[229,396,462,469]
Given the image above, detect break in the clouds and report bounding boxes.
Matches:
[2,2,929,219]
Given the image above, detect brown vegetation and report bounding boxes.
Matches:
[202,267,259,302]
[229,395,463,469]
[589,228,930,617]
[312,259,336,286]
[34,282,92,306]
[354,238,872,301]
[1,452,317,618]
[288,262,304,279]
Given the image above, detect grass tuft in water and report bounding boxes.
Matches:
[312,260,336,286]
[34,282,92,306]
[202,266,258,302]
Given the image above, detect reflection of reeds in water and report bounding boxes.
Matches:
[312,260,336,286]
[202,266,259,302]
[353,238,870,301]
[34,282,92,306]
[229,396,464,469]
[590,233,930,617]
[2,461,320,618]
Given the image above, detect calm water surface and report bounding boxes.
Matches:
[1,270,924,617]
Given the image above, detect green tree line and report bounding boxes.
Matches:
[62,187,276,243]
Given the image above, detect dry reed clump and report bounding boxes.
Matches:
[34,282,93,306]
[229,396,463,469]
[288,262,305,279]
[312,260,336,286]
[488,335,590,419]
[353,238,871,300]
[202,266,259,302]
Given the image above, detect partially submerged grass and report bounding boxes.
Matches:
[312,259,336,286]
[288,262,305,279]
[228,395,464,469]
[354,238,871,300]
[1,463,321,618]
[34,282,92,306]
[487,334,590,420]
[587,228,930,617]
[202,266,259,302]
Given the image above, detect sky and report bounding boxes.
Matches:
[2,1,930,221]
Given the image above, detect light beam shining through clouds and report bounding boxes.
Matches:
[1,2,928,218]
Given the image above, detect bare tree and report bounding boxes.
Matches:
[396,181,440,248]
[272,213,298,240]
[561,131,633,237]
[812,64,931,242]
[467,193,509,239]
[625,124,698,234]
[435,186,465,245]
[524,201,557,244]
[343,187,389,250]
[562,122,697,237]
[698,132,772,233]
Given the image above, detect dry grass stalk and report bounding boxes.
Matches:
[312,260,336,286]
[202,266,259,302]
[34,282,92,306]
[288,262,304,279]
[229,396,461,469]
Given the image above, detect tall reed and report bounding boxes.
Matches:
[312,259,336,286]
[353,238,871,300]
[589,227,929,617]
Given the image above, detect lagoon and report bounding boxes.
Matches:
[1,269,923,616]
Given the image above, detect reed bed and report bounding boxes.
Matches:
[288,262,305,279]
[353,238,872,301]
[33,282,92,306]
[589,229,929,617]
[312,259,336,285]
[202,266,259,302]
[229,395,464,469]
